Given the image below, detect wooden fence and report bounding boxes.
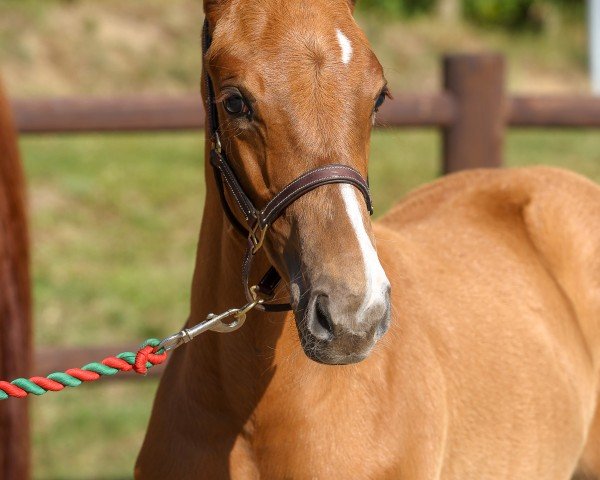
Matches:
[12,54,600,175]
[3,53,600,479]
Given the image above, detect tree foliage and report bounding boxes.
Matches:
[358,0,585,29]
[463,0,535,29]
[358,0,438,17]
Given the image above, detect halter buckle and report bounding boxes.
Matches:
[212,132,222,155]
[249,223,269,254]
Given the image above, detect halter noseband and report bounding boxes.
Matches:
[202,20,373,312]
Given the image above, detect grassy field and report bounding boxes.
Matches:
[22,130,600,478]
[2,0,598,478]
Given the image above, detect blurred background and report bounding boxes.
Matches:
[1,0,599,478]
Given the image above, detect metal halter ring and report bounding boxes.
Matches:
[250,224,269,254]
[212,131,222,155]
[157,286,265,352]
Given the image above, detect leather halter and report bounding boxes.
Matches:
[202,20,373,312]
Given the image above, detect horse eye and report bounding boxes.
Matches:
[224,94,250,117]
[375,90,387,112]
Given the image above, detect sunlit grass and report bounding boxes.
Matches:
[23,133,205,348]
[32,381,158,480]
[21,130,600,478]
[506,130,600,179]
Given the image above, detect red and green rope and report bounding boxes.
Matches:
[0,339,168,401]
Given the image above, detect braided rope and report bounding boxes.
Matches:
[0,339,168,401]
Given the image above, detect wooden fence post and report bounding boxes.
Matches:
[442,54,506,174]
[0,80,31,480]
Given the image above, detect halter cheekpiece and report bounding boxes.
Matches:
[202,20,373,312]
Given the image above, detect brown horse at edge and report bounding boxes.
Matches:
[136,1,600,478]
[0,79,31,478]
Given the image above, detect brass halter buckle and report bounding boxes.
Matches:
[157,286,265,352]
[212,131,222,155]
[249,223,269,254]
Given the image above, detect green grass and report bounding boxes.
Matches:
[506,130,600,178]
[21,130,600,478]
[24,133,206,347]
[32,382,158,480]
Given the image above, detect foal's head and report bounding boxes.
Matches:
[205,0,391,364]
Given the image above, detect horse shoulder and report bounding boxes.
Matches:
[378,166,600,357]
[371,167,600,477]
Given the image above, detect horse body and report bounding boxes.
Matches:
[138,167,600,479]
[375,167,600,479]
[137,0,600,477]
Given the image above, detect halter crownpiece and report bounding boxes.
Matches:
[202,20,374,312]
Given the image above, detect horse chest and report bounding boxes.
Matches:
[236,361,415,478]
[247,410,405,479]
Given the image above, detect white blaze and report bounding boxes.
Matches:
[336,29,353,65]
[340,184,390,317]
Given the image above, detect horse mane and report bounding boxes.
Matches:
[0,78,31,478]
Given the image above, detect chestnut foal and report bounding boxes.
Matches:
[137,1,600,478]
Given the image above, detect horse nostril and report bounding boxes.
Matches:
[314,294,334,337]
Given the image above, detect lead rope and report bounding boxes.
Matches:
[0,289,266,401]
[0,339,167,400]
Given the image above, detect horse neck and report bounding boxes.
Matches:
[180,139,288,396]
[189,152,251,322]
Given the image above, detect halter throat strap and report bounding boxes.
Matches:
[202,19,373,312]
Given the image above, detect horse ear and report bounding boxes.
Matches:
[203,0,224,15]
[203,0,226,25]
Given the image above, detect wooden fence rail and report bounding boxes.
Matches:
[10,93,458,132]
[12,92,600,132]
[12,55,600,177]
